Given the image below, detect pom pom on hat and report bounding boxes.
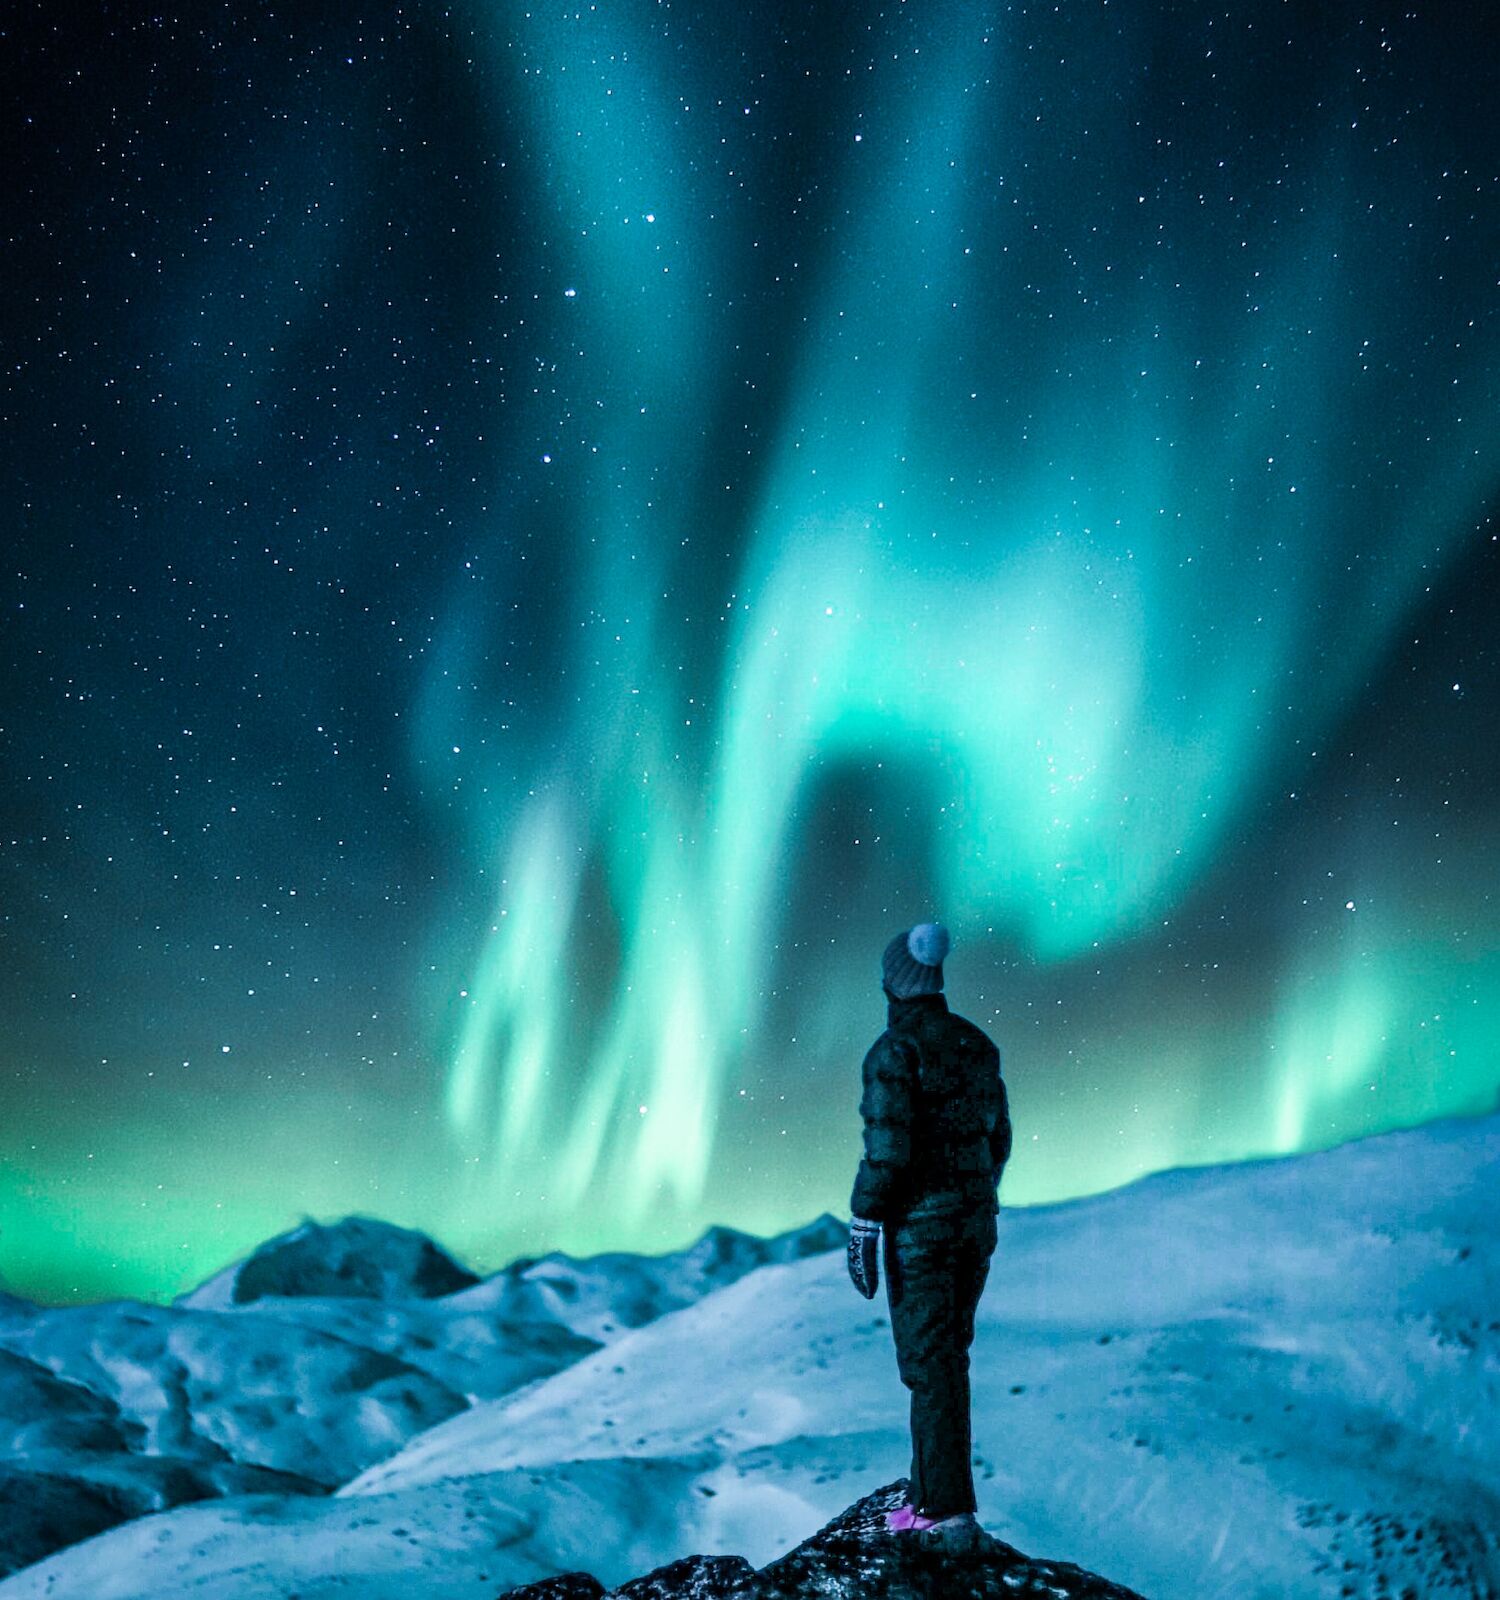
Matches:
[881,922,950,998]
[907,923,950,967]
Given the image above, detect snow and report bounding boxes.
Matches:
[1,1116,1496,1598]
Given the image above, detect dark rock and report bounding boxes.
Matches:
[502,1574,607,1600]
[735,1480,1149,1597]
[500,1482,1146,1600]
[0,1467,135,1580]
[611,1554,757,1597]
[232,1216,481,1303]
[0,1447,328,1578]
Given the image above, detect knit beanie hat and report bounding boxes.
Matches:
[881,923,950,998]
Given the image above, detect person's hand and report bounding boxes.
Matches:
[847,1216,881,1299]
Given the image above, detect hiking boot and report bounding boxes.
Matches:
[916,1510,982,1551]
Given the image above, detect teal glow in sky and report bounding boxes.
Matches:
[2,0,1496,1305]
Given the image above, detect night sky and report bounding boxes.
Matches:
[3,1,1496,1307]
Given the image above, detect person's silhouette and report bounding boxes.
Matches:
[846,923,1011,1547]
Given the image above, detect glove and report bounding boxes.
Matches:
[847,1216,881,1299]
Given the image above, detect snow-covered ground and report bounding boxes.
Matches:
[1,1115,1496,1598]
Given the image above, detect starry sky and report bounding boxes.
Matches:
[2,0,1496,1306]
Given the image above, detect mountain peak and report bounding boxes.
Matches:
[179,1214,481,1308]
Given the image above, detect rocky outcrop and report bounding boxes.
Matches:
[501,1481,1147,1599]
[179,1215,482,1308]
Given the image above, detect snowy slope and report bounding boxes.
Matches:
[0,1293,467,1486]
[344,1112,1493,1598]
[2,1115,1496,1598]
[0,1457,711,1600]
[0,1213,846,1579]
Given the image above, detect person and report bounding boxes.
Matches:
[846,922,1011,1548]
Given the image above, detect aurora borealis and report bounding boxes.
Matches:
[2,0,1496,1307]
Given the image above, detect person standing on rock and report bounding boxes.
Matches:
[846,922,1011,1549]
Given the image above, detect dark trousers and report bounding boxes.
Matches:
[883,1204,997,1518]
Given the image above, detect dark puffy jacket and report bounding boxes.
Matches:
[849,989,1011,1224]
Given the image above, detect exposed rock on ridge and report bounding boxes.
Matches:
[503,1480,1148,1599]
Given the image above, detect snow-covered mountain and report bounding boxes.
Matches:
[445,1212,850,1347]
[1,1114,1496,1598]
[0,1211,847,1581]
